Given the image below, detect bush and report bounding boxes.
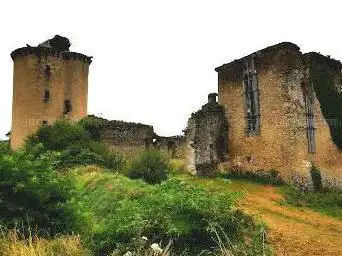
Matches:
[0,141,10,155]
[25,120,124,171]
[75,172,262,255]
[79,116,103,141]
[310,164,323,192]
[88,141,125,170]
[0,151,85,235]
[127,150,169,184]
[29,120,91,151]
[58,147,105,169]
[225,169,284,185]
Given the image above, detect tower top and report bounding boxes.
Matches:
[38,35,71,52]
[10,35,92,64]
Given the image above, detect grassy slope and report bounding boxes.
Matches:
[71,167,268,255]
[73,168,342,255]
[194,178,342,256]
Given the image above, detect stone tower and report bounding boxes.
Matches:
[10,35,92,149]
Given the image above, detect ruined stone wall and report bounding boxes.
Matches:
[304,53,342,188]
[10,47,91,149]
[185,95,228,176]
[154,136,186,159]
[94,119,155,156]
[84,116,187,157]
[217,43,310,185]
[216,42,342,189]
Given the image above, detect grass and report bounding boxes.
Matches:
[0,228,90,256]
[281,186,342,219]
[70,166,269,255]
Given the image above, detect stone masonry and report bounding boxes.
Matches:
[215,42,342,189]
[184,93,228,176]
[10,35,92,150]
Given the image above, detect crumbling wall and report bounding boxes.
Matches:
[217,43,313,188]
[216,42,342,189]
[184,94,228,176]
[304,53,342,188]
[85,116,187,158]
[154,136,186,158]
[86,116,156,156]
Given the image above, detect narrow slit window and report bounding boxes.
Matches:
[43,89,50,102]
[42,120,48,125]
[45,65,51,77]
[209,144,214,162]
[243,56,260,136]
[63,100,72,114]
[305,84,316,153]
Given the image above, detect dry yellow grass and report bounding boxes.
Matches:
[191,177,342,256]
[0,230,90,256]
[236,184,342,256]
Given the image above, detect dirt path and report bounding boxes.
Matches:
[235,183,342,256]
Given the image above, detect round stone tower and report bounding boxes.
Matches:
[10,35,92,149]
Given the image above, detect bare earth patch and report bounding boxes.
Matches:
[237,184,342,256]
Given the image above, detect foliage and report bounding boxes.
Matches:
[0,151,86,236]
[127,150,169,184]
[0,141,10,155]
[202,223,271,256]
[282,186,342,218]
[0,228,90,256]
[224,169,284,185]
[309,56,342,148]
[79,115,103,141]
[310,164,322,192]
[30,120,91,151]
[74,170,263,255]
[25,120,124,171]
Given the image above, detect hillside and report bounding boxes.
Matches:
[1,121,342,256]
[193,178,342,256]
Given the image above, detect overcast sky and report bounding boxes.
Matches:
[1,0,342,139]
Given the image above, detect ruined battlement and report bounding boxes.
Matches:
[215,42,300,72]
[303,52,342,68]
[11,47,92,64]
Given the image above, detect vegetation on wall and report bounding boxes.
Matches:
[25,120,125,170]
[308,56,342,148]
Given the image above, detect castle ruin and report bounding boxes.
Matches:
[10,35,92,149]
[8,37,342,189]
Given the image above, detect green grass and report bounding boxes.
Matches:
[281,186,342,219]
[71,166,268,255]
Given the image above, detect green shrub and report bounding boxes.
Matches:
[58,147,105,169]
[31,120,91,151]
[25,120,124,171]
[310,164,322,192]
[75,173,260,255]
[79,116,102,141]
[0,151,85,235]
[127,150,169,184]
[0,141,10,155]
[225,169,284,185]
[88,141,125,170]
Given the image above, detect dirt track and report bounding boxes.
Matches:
[235,183,342,256]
